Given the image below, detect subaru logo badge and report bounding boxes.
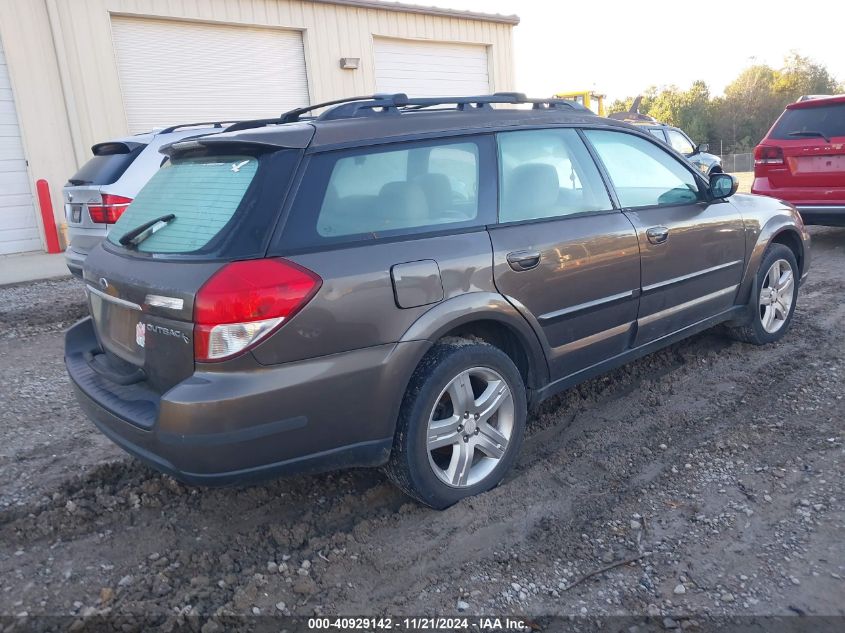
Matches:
[99,277,109,290]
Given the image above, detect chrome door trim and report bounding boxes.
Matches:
[641,259,743,294]
[538,289,637,323]
[638,285,738,327]
[549,321,634,357]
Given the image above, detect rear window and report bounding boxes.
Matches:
[68,144,145,186]
[106,150,299,257]
[771,103,845,140]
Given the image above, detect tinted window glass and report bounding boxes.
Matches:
[666,129,695,155]
[314,141,479,238]
[585,130,701,208]
[647,128,666,142]
[497,129,612,222]
[771,104,845,140]
[108,154,259,253]
[68,144,145,186]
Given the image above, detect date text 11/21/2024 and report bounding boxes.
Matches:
[307,617,530,631]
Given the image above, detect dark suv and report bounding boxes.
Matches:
[65,94,810,509]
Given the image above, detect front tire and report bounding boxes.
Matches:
[728,244,799,345]
[385,338,527,509]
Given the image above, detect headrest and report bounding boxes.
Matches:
[378,181,430,228]
[505,163,559,218]
[414,173,452,211]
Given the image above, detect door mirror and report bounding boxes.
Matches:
[709,173,738,199]
[696,143,710,154]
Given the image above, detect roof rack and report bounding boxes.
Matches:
[223,93,588,133]
[317,92,586,120]
[157,121,239,134]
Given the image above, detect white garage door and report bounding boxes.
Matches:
[374,38,490,98]
[111,18,310,133]
[0,37,41,255]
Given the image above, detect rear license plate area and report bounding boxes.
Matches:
[794,155,845,174]
[68,204,83,223]
[87,288,145,366]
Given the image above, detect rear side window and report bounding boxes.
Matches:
[771,104,845,140]
[497,129,612,222]
[585,130,701,208]
[280,137,492,249]
[647,128,667,142]
[68,143,145,186]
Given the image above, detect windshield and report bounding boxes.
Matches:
[107,154,259,254]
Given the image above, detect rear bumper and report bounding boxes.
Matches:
[751,177,845,225]
[66,317,426,485]
[795,205,845,226]
[64,247,86,278]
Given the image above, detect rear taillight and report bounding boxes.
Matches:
[193,259,322,362]
[88,194,133,224]
[754,145,784,166]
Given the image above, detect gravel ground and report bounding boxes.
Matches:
[0,227,842,631]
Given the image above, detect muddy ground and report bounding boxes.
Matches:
[0,227,843,631]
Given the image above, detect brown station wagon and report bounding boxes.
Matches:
[65,94,810,508]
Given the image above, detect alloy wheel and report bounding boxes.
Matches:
[759,258,794,334]
[426,367,515,488]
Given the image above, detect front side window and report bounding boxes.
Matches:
[584,130,701,208]
[497,129,612,223]
[647,128,667,142]
[314,141,479,238]
[666,129,695,155]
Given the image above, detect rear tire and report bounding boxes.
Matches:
[385,338,527,509]
[727,244,798,345]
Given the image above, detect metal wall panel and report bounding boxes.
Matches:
[374,38,490,96]
[0,35,41,255]
[111,16,310,133]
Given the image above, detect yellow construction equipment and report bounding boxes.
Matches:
[554,91,606,117]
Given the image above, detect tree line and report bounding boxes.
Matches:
[607,54,843,154]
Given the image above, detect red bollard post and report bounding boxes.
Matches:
[35,179,62,254]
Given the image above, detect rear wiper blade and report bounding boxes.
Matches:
[118,214,176,247]
[67,178,93,186]
[788,130,831,142]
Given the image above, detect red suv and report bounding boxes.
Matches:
[752,94,845,226]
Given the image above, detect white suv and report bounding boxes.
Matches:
[63,122,232,276]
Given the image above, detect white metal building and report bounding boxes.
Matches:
[0,0,517,255]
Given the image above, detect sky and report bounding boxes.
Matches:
[424,0,845,101]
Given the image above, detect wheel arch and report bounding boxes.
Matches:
[398,292,550,393]
[769,227,805,277]
[736,217,807,310]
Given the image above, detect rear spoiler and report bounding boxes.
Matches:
[158,123,315,157]
[91,141,144,156]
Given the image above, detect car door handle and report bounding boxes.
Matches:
[646,226,669,245]
[506,250,541,271]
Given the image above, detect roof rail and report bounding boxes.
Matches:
[318,93,586,120]
[222,95,392,133]
[223,93,589,133]
[157,121,240,134]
